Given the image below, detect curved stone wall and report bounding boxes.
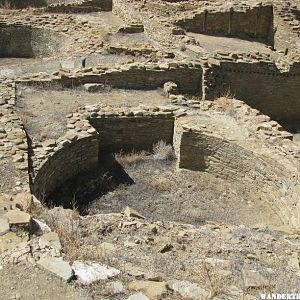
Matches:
[33,134,99,199]
[174,116,300,228]
[32,105,177,199]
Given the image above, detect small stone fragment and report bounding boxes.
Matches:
[31,218,51,235]
[103,280,125,296]
[128,293,150,300]
[242,269,270,288]
[39,232,62,251]
[5,210,31,226]
[158,243,173,253]
[123,206,145,219]
[167,280,210,299]
[128,280,167,300]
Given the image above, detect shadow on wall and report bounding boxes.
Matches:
[0,26,34,58]
[32,114,175,212]
[0,25,69,58]
[47,153,134,214]
[0,0,47,8]
[176,5,274,46]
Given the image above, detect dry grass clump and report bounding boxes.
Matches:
[220,87,236,99]
[196,262,228,298]
[153,140,175,161]
[148,177,171,192]
[115,150,150,167]
[30,200,81,261]
[45,207,81,261]
[0,0,15,10]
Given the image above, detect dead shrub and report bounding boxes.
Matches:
[0,0,16,10]
[196,262,227,298]
[40,205,81,261]
[220,87,235,99]
[115,150,149,167]
[152,140,175,161]
[148,177,171,192]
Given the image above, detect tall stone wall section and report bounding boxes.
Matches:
[175,4,274,44]
[0,0,46,8]
[46,0,112,13]
[0,23,68,58]
[90,114,174,152]
[203,59,300,122]
[0,24,34,58]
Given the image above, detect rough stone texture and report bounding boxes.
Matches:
[0,24,68,58]
[167,280,210,299]
[128,280,167,300]
[204,59,300,122]
[173,114,300,228]
[72,261,121,284]
[175,4,274,45]
[91,114,174,152]
[5,210,31,226]
[33,133,99,199]
[0,215,10,236]
[128,293,150,300]
[37,257,74,282]
[39,232,62,251]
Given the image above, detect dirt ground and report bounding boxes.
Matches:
[186,33,275,56]
[87,158,283,228]
[16,87,169,141]
[0,264,89,300]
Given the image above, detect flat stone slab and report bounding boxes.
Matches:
[0,215,10,236]
[73,261,121,285]
[39,232,62,251]
[167,280,210,299]
[38,257,74,282]
[128,280,167,300]
[128,293,150,300]
[5,210,31,226]
[0,232,27,254]
[242,269,270,288]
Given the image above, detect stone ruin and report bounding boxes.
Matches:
[1,0,300,227]
[2,0,300,298]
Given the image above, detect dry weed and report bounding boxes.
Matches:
[31,199,81,261]
[196,262,228,299]
[148,177,171,192]
[115,150,150,167]
[220,87,236,99]
[0,0,16,10]
[153,140,175,161]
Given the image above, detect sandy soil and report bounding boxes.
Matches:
[16,87,169,141]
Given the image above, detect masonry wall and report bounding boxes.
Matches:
[204,61,300,122]
[176,5,274,44]
[46,0,112,13]
[59,64,203,94]
[0,24,34,58]
[173,120,300,226]
[0,24,67,58]
[33,135,99,199]
[0,0,46,8]
[90,115,174,152]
